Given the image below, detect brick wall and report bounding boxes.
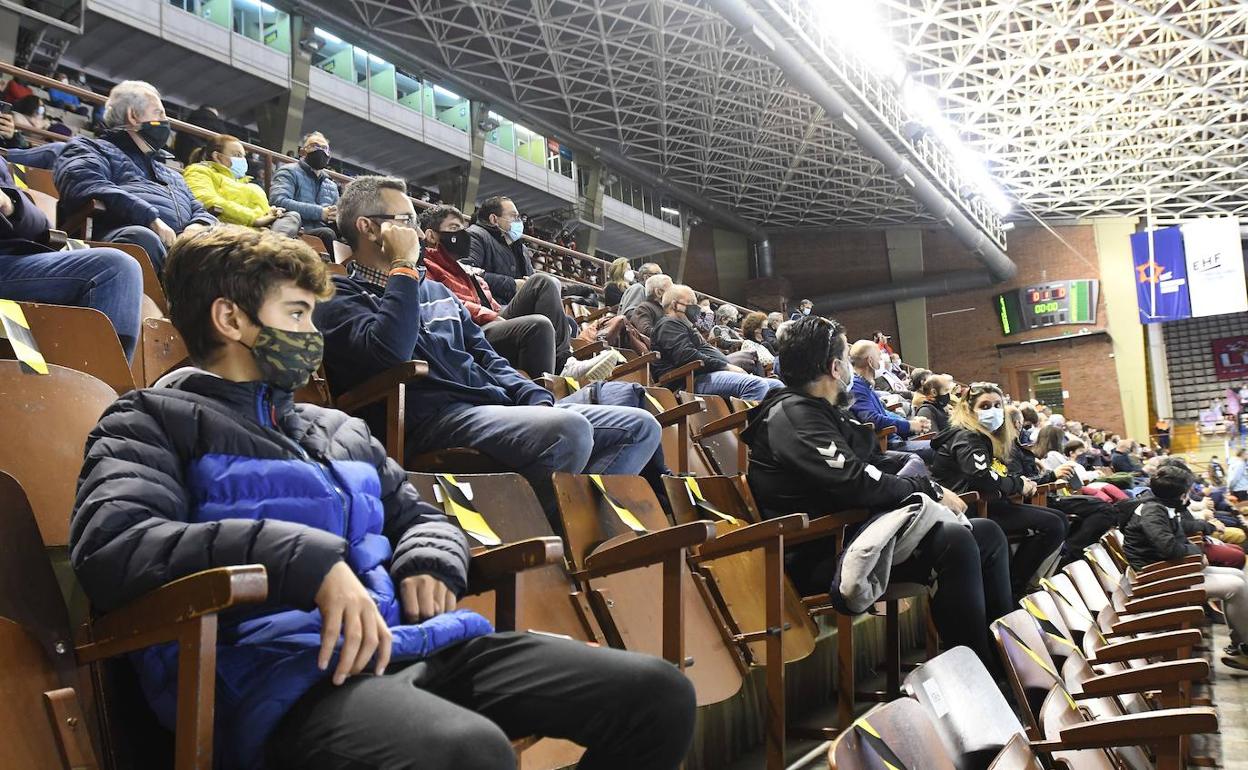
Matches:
[924,224,1126,435]
[768,229,902,354]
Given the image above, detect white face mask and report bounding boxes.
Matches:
[624,269,635,282]
[978,406,1005,432]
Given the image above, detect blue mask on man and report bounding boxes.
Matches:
[507,220,525,242]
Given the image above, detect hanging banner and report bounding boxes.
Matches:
[1181,217,1247,318]
[1213,336,1248,382]
[1129,226,1191,323]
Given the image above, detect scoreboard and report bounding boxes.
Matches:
[995,279,1099,336]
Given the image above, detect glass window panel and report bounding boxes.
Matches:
[396,70,423,111]
[432,84,469,132]
[312,30,354,83]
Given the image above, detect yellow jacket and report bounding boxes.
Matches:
[182,161,271,227]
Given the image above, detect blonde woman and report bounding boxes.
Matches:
[604,257,633,306]
[930,381,1067,598]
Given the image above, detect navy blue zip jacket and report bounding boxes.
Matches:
[69,369,483,767]
[315,268,553,432]
[53,131,217,234]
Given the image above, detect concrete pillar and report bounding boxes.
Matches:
[1146,322,1172,419]
[579,159,605,256]
[257,14,311,154]
[434,165,469,214]
[0,10,21,65]
[885,228,929,367]
[461,101,486,210]
[1091,217,1149,441]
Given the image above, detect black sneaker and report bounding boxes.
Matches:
[1222,644,1248,671]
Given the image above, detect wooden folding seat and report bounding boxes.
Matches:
[86,239,167,314]
[1082,543,1203,605]
[19,164,58,197]
[25,186,59,223]
[1063,558,1205,621]
[678,390,735,476]
[298,232,330,259]
[2,302,136,395]
[640,386,704,474]
[136,316,190,387]
[657,360,701,393]
[550,472,741,707]
[827,698,959,770]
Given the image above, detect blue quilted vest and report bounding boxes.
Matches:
[134,442,492,768]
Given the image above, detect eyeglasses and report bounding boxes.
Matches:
[364,213,418,226]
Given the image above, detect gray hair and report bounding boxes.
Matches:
[767,312,783,327]
[714,304,738,324]
[645,273,672,301]
[338,175,408,249]
[102,80,162,128]
[661,284,695,311]
[301,131,328,147]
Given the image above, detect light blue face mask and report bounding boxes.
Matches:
[977,406,1005,432]
[507,220,525,242]
[228,157,249,179]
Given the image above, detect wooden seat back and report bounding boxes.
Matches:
[1037,689,1118,770]
[1063,560,1111,614]
[86,240,166,315]
[7,302,136,395]
[407,472,600,643]
[643,386,697,474]
[903,646,1027,770]
[138,317,190,387]
[992,610,1064,737]
[827,699,958,770]
[1042,572,1099,644]
[25,187,59,224]
[1019,589,1079,670]
[1082,544,1123,596]
[676,391,724,475]
[986,734,1044,770]
[20,165,59,197]
[552,472,744,706]
[0,362,116,547]
[661,475,816,664]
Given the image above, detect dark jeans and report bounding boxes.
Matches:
[265,631,696,770]
[987,499,1068,597]
[892,518,1012,676]
[500,272,571,370]
[303,225,338,255]
[101,224,167,275]
[482,313,555,376]
[0,246,143,360]
[1052,495,1117,560]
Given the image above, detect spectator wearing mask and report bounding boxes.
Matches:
[270,131,340,253]
[874,354,911,398]
[418,204,572,376]
[930,381,1068,598]
[761,311,783,353]
[604,257,633,307]
[739,311,775,372]
[46,71,86,114]
[625,273,671,337]
[914,374,954,433]
[12,95,49,134]
[70,224,696,769]
[1110,440,1146,475]
[1123,465,1248,670]
[908,367,932,394]
[54,80,217,275]
[694,297,714,334]
[0,155,142,361]
[651,284,782,400]
[618,262,662,313]
[742,315,1011,675]
[314,177,661,524]
[184,134,301,238]
[848,340,932,458]
[789,298,813,321]
[465,195,533,305]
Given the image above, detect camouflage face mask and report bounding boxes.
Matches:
[246,326,323,392]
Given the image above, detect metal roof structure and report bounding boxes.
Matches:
[305,0,1248,231]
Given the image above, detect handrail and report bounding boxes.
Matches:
[0,60,751,314]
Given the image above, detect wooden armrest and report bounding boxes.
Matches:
[876,426,897,439]
[1140,554,1203,573]
[959,492,981,503]
[80,566,267,662]
[1109,606,1206,636]
[653,400,703,428]
[1129,574,1203,597]
[609,351,658,378]
[787,509,872,547]
[1121,588,1205,615]
[572,340,606,359]
[912,432,936,441]
[694,514,809,561]
[60,199,105,238]
[336,360,430,414]
[1047,707,1217,750]
[584,521,716,577]
[467,537,563,591]
[695,410,749,440]
[1133,562,1203,584]
[1090,629,1203,664]
[1076,659,1209,699]
[580,306,611,325]
[657,360,702,386]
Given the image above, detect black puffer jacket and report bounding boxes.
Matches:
[929,426,1027,499]
[465,222,534,304]
[1123,498,1201,569]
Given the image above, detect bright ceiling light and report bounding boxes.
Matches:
[818,0,906,84]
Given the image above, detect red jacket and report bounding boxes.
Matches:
[423,244,501,324]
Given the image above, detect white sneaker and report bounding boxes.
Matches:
[561,349,621,382]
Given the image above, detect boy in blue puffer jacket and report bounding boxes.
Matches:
[69,225,695,769]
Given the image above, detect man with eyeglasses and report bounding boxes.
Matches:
[270,131,340,254]
[314,176,662,526]
[465,195,533,304]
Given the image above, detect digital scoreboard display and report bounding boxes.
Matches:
[995,279,1098,336]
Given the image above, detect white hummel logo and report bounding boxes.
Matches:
[816,440,846,469]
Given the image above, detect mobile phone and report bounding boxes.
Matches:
[0,101,11,115]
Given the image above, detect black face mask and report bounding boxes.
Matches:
[305,148,330,170]
[934,393,951,408]
[135,120,171,151]
[439,230,471,259]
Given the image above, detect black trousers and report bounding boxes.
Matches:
[482,314,555,376]
[987,499,1068,597]
[1052,495,1118,562]
[500,272,572,370]
[303,225,339,255]
[265,631,696,770]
